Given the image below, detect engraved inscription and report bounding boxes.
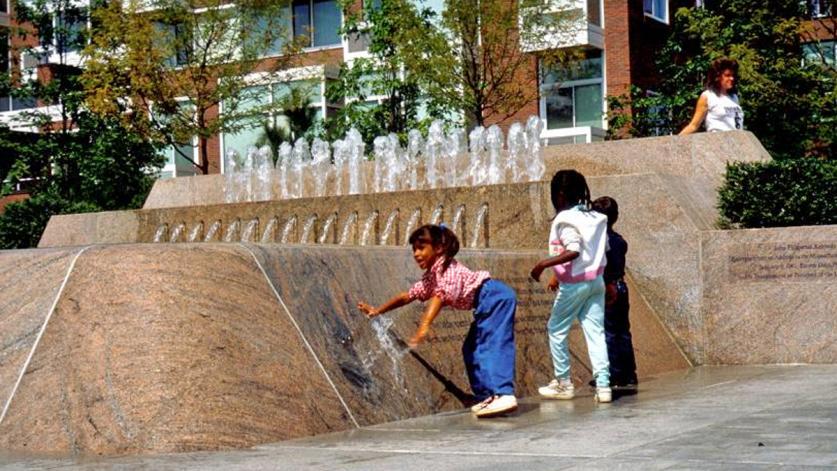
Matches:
[728,242,837,282]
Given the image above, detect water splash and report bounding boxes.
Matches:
[300,215,317,243]
[153,224,168,243]
[525,116,546,181]
[359,211,379,246]
[347,128,365,195]
[468,126,486,186]
[486,125,504,184]
[204,221,221,242]
[187,222,203,242]
[224,149,239,203]
[168,222,186,243]
[406,129,422,190]
[425,121,445,189]
[260,218,278,243]
[318,213,338,244]
[223,219,241,243]
[255,146,273,201]
[280,215,297,243]
[277,142,293,199]
[469,204,488,248]
[380,209,399,245]
[507,123,525,183]
[404,208,421,245]
[311,138,331,198]
[338,212,359,245]
[241,218,259,243]
[363,316,408,390]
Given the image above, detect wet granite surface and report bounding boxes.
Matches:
[1,364,833,470]
[0,244,686,456]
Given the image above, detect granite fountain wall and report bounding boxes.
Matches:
[3,130,833,456]
[0,244,687,455]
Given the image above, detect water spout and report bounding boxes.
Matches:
[380,209,399,245]
[241,218,259,243]
[430,204,443,225]
[169,222,186,243]
[469,204,488,248]
[360,211,379,246]
[153,224,168,243]
[187,222,203,242]
[300,215,317,243]
[404,208,421,245]
[204,221,222,242]
[338,212,359,245]
[260,217,278,243]
[223,219,241,243]
[318,213,338,244]
[280,215,297,243]
[451,204,466,237]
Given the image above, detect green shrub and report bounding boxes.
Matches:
[718,159,837,228]
[0,193,100,249]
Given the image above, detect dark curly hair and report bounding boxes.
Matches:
[408,224,460,271]
[592,196,619,228]
[706,57,739,95]
[550,169,591,213]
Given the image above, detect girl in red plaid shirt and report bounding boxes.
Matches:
[358,224,519,418]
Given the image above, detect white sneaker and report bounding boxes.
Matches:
[470,396,493,413]
[538,379,575,399]
[473,395,518,418]
[595,387,612,403]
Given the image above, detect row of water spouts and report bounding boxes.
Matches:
[224,116,546,203]
[153,203,489,247]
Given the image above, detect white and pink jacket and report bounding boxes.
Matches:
[548,205,608,283]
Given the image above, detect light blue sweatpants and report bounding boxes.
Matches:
[547,275,610,388]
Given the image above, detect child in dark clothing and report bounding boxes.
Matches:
[592,196,638,389]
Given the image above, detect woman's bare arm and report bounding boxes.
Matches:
[679,93,709,135]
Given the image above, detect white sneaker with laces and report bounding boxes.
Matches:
[595,386,612,403]
[538,379,575,399]
[473,395,518,418]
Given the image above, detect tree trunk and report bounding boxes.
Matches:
[199,135,210,174]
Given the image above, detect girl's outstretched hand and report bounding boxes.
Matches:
[357,302,379,318]
[548,274,559,292]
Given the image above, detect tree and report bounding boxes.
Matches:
[83,0,304,174]
[608,0,836,160]
[0,0,163,248]
[325,0,439,144]
[404,0,582,128]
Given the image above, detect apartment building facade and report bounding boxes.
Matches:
[10,0,829,180]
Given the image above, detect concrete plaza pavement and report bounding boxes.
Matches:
[1,365,836,470]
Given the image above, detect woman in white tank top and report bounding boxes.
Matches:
[679,57,744,135]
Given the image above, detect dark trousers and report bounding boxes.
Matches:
[462,279,517,401]
[605,281,638,385]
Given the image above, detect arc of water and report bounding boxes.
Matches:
[187,222,204,243]
[430,204,443,225]
[404,208,421,245]
[260,218,278,243]
[359,211,379,246]
[169,222,186,243]
[379,209,399,245]
[153,224,168,243]
[223,219,241,243]
[280,216,297,243]
[318,213,338,244]
[338,212,359,245]
[469,203,488,248]
[451,205,466,238]
[300,215,317,243]
[241,218,259,243]
[204,221,222,242]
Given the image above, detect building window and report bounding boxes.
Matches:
[586,0,601,26]
[55,8,88,54]
[643,0,667,23]
[808,0,833,18]
[540,49,604,131]
[0,0,7,14]
[803,40,836,67]
[222,78,328,163]
[292,0,341,48]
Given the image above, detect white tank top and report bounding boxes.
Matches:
[702,90,744,132]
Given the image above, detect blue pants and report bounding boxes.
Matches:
[462,279,517,400]
[548,276,610,388]
[605,280,637,385]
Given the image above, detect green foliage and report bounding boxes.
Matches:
[83,0,303,173]
[256,86,319,163]
[718,159,837,228]
[608,0,836,160]
[0,0,163,249]
[0,192,100,249]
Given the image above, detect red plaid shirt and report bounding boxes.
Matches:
[408,257,490,310]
